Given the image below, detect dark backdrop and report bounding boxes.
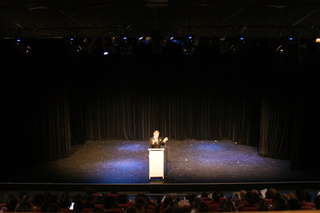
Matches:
[1,43,319,176]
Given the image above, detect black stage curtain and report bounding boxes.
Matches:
[68,55,261,146]
[69,75,260,144]
[1,54,319,173]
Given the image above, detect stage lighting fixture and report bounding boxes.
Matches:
[169,36,182,44]
[186,34,194,41]
[120,35,128,40]
[276,45,284,54]
[64,36,86,55]
[14,38,32,55]
[315,38,320,43]
[68,36,75,44]
[138,36,151,45]
[116,36,132,54]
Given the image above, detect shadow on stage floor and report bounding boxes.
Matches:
[1,140,320,192]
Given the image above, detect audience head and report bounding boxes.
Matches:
[192,197,203,209]
[272,193,289,210]
[18,191,27,201]
[185,194,196,206]
[163,197,174,209]
[135,193,151,205]
[200,192,208,199]
[230,192,241,206]
[178,199,190,209]
[58,191,72,209]
[239,190,246,201]
[212,191,222,202]
[265,188,277,199]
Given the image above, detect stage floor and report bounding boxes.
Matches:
[2,140,320,186]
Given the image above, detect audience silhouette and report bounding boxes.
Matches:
[0,187,318,213]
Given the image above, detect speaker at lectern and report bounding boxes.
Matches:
[148,148,165,180]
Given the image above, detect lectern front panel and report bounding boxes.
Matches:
[148,148,165,179]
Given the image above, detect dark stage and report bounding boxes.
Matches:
[2,140,320,193]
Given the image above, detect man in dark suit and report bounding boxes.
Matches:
[150,130,168,148]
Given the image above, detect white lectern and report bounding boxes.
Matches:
[148,148,165,180]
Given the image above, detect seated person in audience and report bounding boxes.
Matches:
[32,193,44,211]
[265,188,277,200]
[178,194,195,210]
[237,191,260,211]
[58,191,72,209]
[196,202,210,212]
[190,197,202,213]
[210,191,224,203]
[163,201,179,213]
[287,197,302,210]
[272,193,289,210]
[314,194,320,209]
[15,195,33,212]
[2,194,18,212]
[257,199,270,211]
[238,190,247,205]
[117,194,130,204]
[199,192,212,201]
[161,197,174,212]
[135,193,157,208]
[295,188,316,209]
[230,192,242,207]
